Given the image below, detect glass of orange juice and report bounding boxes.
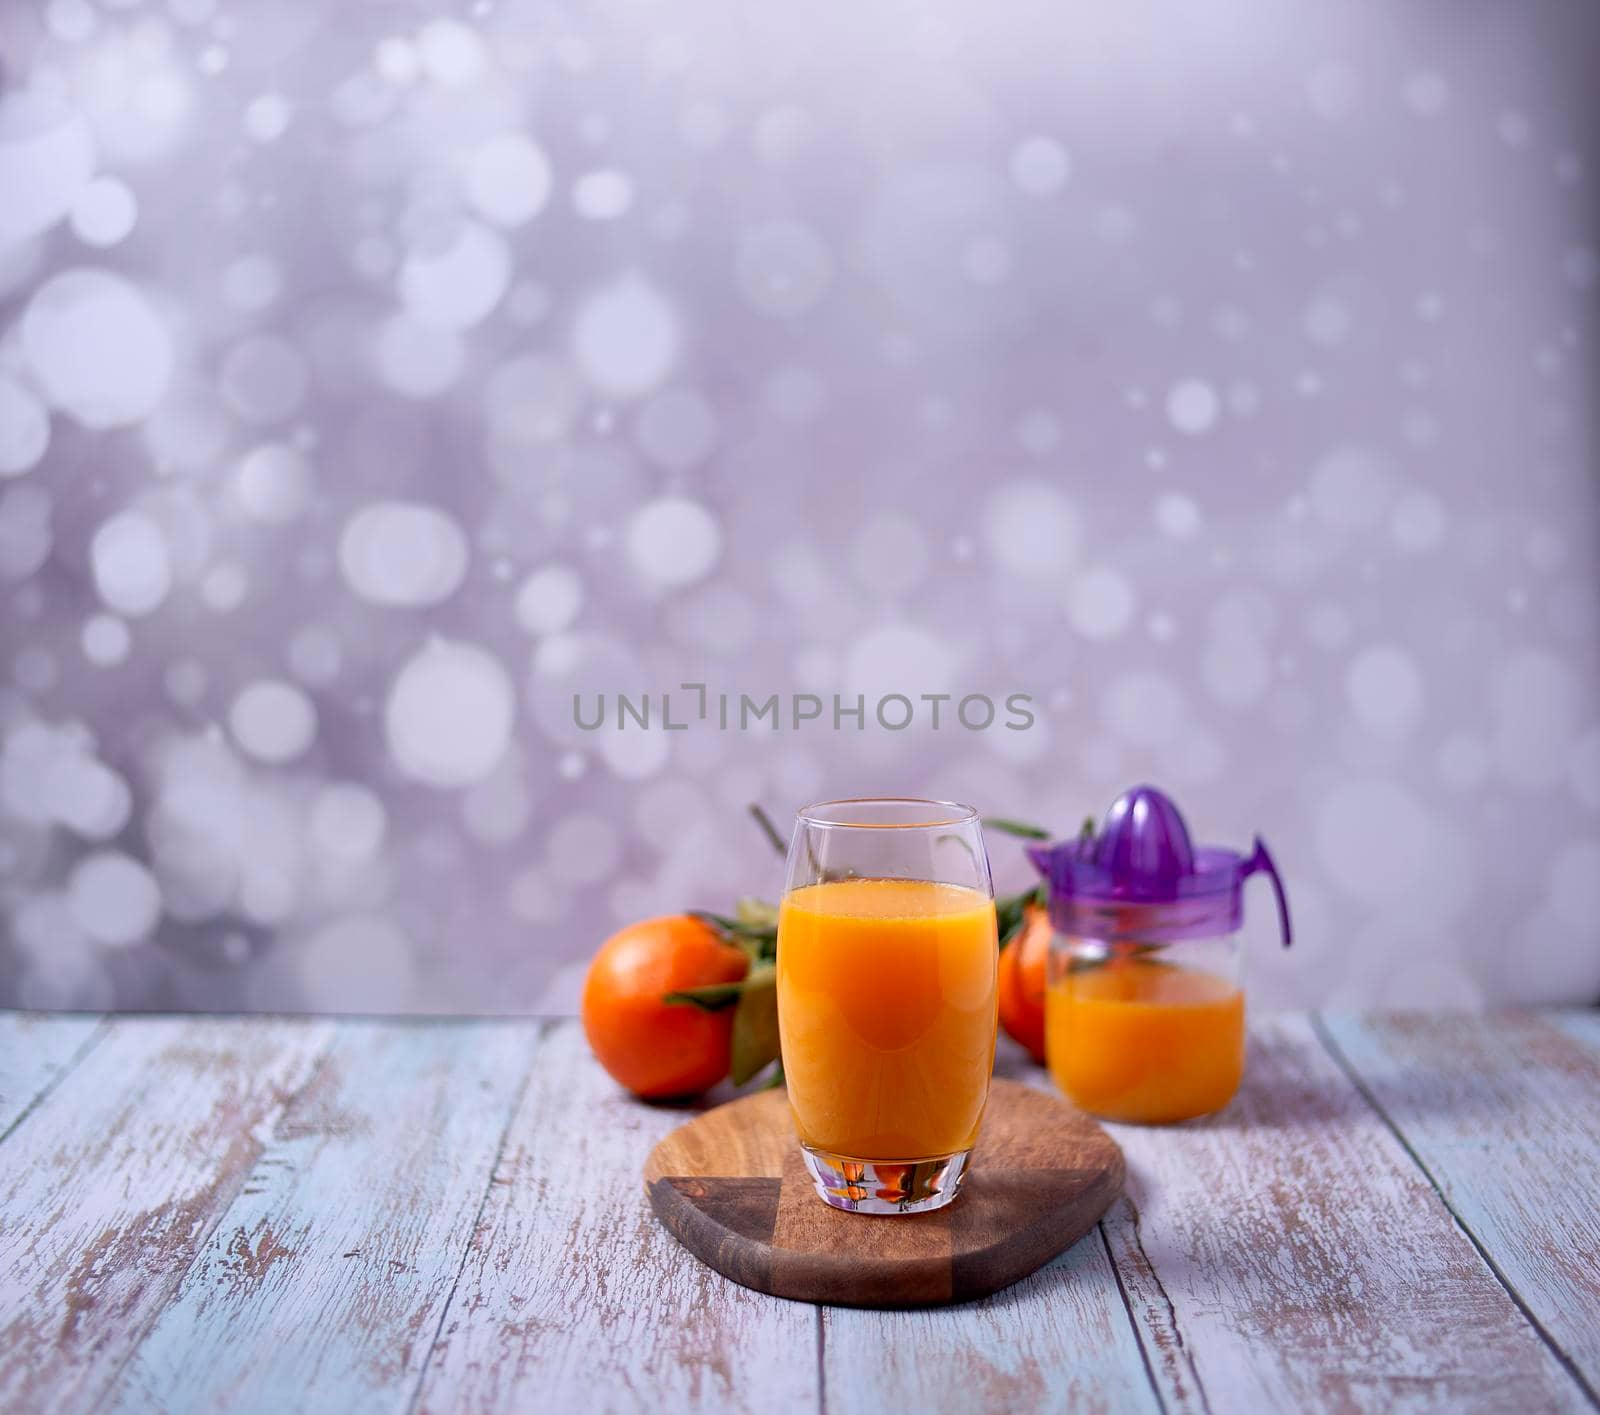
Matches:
[776,799,998,1214]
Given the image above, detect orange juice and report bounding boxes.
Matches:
[1045,958,1243,1123]
[777,877,998,1159]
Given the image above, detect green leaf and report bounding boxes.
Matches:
[663,981,745,1012]
[995,896,1024,944]
[690,909,742,934]
[734,896,780,931]
[692,908,772,940]
[985,816,1052,841]
[730,964,781,1086]
[995,883,1046,949]
[689,910,777,965]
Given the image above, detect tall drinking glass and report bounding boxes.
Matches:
[776,799,998,1214]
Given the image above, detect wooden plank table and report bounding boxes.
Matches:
[1,1011,1596,1414]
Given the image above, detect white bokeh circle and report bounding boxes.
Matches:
[0,89,94,249]
[843,624,953,704]
[399,221,511,330]
[236,443,314,523]
[572,276,680,397]
[600,727,671,781]
[572,168,635,221]
[1009,136,1070,195]
[464,133,552,228]
[1067,568,1136,640]
[21,269,174,430]
[515,563,584,636]
[90,510,171,617]
[68,850,162,946]
[386,638,515,787]
[229,679,317,764]
[0,376,50,476]
[339,501,469,608]
[1154,493,1201,540]
[1166,379,1220,435]
[625,497,721,588]
[984,481,1081,583]
[417,19,488,86]
[81,613,131,666]
[70,177,138,247]
[309,783,387,863]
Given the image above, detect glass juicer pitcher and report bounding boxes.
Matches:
[1027,785,1292,1124]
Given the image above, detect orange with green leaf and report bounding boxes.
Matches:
[580,915,750,1099]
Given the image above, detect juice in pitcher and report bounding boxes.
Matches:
[1027,785,1291,1125]
[1045,951,1245,1123]
[776,800,998,1214]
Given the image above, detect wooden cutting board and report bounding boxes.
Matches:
[643,1078,1123,1307]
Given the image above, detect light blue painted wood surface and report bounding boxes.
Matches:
[0,1010,1596,1414]
[1320,1009,1600,1404]
[411,1021,820,1415]
[105,1020,537,1415]
[0,1011,102,1139]
[1044,1014,1587,1412]
[822,1226,1161,1415]
[0,1017,334,1411]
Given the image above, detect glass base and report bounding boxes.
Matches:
[800,1144,972,1214]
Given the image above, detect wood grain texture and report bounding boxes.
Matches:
[411,1021,820,1415]
[644,1079,1125,1307]
[1091,1013,1589,1413]
[821,1234,1161,1415]
[0,1012,103,1139]
[103,1020,537,1415]
[1320,1010,1600,1403]
[3,1010,1594,1415]
[0,1016,334,1413]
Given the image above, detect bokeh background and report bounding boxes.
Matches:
[1,0,1597,1016]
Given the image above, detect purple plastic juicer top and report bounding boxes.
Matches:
[1024,785,1292,946]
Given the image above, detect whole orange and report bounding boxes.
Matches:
[997,903,1051,1064]
[581,915,750,1099]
